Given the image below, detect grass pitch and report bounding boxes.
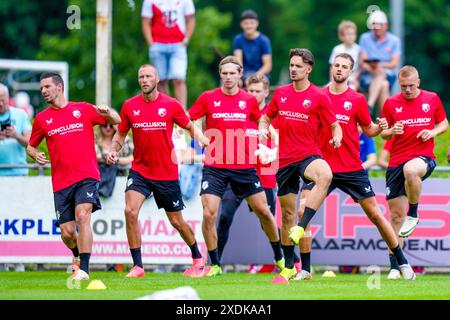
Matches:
[0,271,449,300]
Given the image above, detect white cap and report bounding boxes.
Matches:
[368,10,388,25]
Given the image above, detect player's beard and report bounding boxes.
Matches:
[333,74,348,83]
[142,83,157,95]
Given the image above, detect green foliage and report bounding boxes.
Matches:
[36,0,231,110]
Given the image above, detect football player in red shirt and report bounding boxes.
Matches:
[27,72,121,280]
[188,56,283,277]
[381,65,448,277]
[107,65,209,278]
[296,54,416,281]
[260,48,342,284]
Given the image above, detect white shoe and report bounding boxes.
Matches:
[399,264,416,280]
[293,270,312,281]
[387,269,401,280]
[72,269,90,280]
[399,216,419,238]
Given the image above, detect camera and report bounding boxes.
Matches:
[1,121,11,131]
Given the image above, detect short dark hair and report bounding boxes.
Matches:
[334,53,355,70]
[40,72,64,89]
[240,9,258,21]
[289,48,315,67]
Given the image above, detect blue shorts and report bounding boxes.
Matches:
[359,69,397,92]
[149,42,187,81]
[125,169,185,212]
[200,166,264,199]
[276,155,322,196]
[53,178,101,226]
[386,156,436,200]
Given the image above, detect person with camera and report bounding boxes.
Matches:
[0,83,31,272]
[0,84,31,177]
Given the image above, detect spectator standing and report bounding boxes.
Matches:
[0,84,31,272]
[233,10,272,81]
[141,0,196,109]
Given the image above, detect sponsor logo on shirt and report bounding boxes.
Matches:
[212,113,247,121]
[158,108,166,117]
[343,101,352,111]
[422,103,430,113]
[214,101,221,107]
[280,97,287,103]
[395,107,403,113]
[73,110,81,118]
[238,100,247,110]
[278,110,309,121]
[46,118,53,125]
[302,100,312,108]
[47,123,84,137]
[399,117,432,126]
[132,122,167,130]
[245,128,259,137]
[336,114,350,123]
[133,110,141,116]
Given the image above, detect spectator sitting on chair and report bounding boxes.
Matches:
[0,83,31,272]
[233,10,272,82]
[358,10,401,117]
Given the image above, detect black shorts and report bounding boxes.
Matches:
[53,178,101,226]
[200,166,264,199]
[386,156,436,200]
[276,155,322,196]
[125,169,185,212]
[329,170,376,202]
[298,170,375,202]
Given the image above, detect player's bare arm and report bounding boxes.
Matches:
[94,105,121,125]
[416,118,449,142]
[26,144,49,166]
[381,121,404,140]
[106,131,128,165]
[361,117,389,137]
[329,121,342,148]
[258,114,273,142]
[185,121,209,147]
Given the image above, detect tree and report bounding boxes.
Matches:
[36,0,231,111]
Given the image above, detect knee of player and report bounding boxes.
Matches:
[75,210,91,225]
[60,227,75,241]
[403,166,420,180]
[124,206,140,221]
[168,216,184,231]
[281,210,296,223]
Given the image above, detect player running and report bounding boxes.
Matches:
[107,64,209,278]
[27,72,121,280]
[295,54,416,281]
[259,48,342,284]
[188,56,284,277]
[381,65,448,278]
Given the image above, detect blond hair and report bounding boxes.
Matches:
[338,20,357,36]
[219,56,243,73]
[245,74,270,90]
[398,65,419,79]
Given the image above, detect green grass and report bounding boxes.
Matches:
[1,271,449,300]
